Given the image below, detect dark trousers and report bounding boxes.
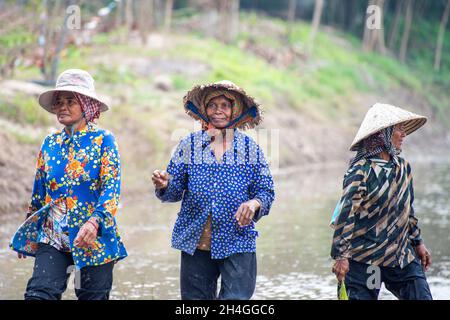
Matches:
[344,258,433,300]
[24,243,114,300]
[180,250,257,300]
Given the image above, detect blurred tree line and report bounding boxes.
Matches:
[239,0,450,72]
[1,0,449,82]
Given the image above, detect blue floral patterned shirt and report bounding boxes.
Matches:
[10,123,127,269]
[156,129,275,259]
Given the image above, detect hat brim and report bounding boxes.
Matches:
[183,82,262,130]
[349,117,427,151]
[38,86,109,114]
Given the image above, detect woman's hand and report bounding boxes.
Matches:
[152,170,169,190]
[332,258,350,282]
[234,199,261,227]
[74,217,98,249]
[415,244,432,271]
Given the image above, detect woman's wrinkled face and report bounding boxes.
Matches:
[51,91,83,126]
[205,95,233,129]
[392,123,406,149]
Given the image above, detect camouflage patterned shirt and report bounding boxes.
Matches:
[331,156,423,268]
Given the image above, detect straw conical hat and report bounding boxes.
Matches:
[183,80,262,130]
[350,103,427,151]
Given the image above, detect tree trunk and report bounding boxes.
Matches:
[42,0,62,81]
[218,0,228,42]
[362,0,376,51]
[329,0,339,26]
[308,0,324,53]
[125,0,134,36]
[164,0,174,32]
[388,0,403,49]
[115,0,124,28]
[154,0,163,27]
[434,0,450,72]
[376,0,386,54]
[362,0,386,54]
[286,0,297,38]
[49,0,76,83]
[399,0,413,63]
[230,0,240,41]
[338,0,347,27]
[414,0,427,21]
[218,0,239,43]
[138,0,154,45]
[344,0,356,31]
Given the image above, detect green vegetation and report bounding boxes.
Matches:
[0,94,51,126]
[159,14,446,120]
[8,130,43,145]
[0,26,35,67]
[1,11,450,131]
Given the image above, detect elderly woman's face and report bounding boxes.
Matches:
[205,95,233,129]
[51,91,84,126]
[392,123,406,149]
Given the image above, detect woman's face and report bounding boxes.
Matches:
[205,95,233,129]
[51,91,84,126]
[392,123,406,149]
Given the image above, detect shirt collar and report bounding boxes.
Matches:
[60,122,95,145]
[201,128,238,144]
[200,129,246,161]
[370,155,400,178]
[370,154,399,167]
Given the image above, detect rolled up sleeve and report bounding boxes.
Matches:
[250,146,275,223]
[155,137,189,203]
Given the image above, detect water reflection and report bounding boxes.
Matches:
[1,161,449,299]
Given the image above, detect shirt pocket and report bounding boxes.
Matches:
[222,167,250,198]
[187,164,211,194]
[235,225,259,244]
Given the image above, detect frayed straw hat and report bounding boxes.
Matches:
[183,80,262,130]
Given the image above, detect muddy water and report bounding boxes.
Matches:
[1,160,449,299]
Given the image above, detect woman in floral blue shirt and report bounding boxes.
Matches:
[10,69,127,300]
[152,80,275,300]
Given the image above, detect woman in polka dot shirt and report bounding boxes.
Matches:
[152,80,275,300]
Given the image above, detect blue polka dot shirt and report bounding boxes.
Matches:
[156,129,275,259]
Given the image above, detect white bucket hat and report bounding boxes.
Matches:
[350,103,427,151]
[38,69,108,114]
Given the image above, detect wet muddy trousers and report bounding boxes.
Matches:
[343,258,433,300]
[180,249,257,300]
[24,243,114,300]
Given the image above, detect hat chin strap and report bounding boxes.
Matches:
[66,112,86,137]
[223,106,258,129]
[186,101,257,130]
